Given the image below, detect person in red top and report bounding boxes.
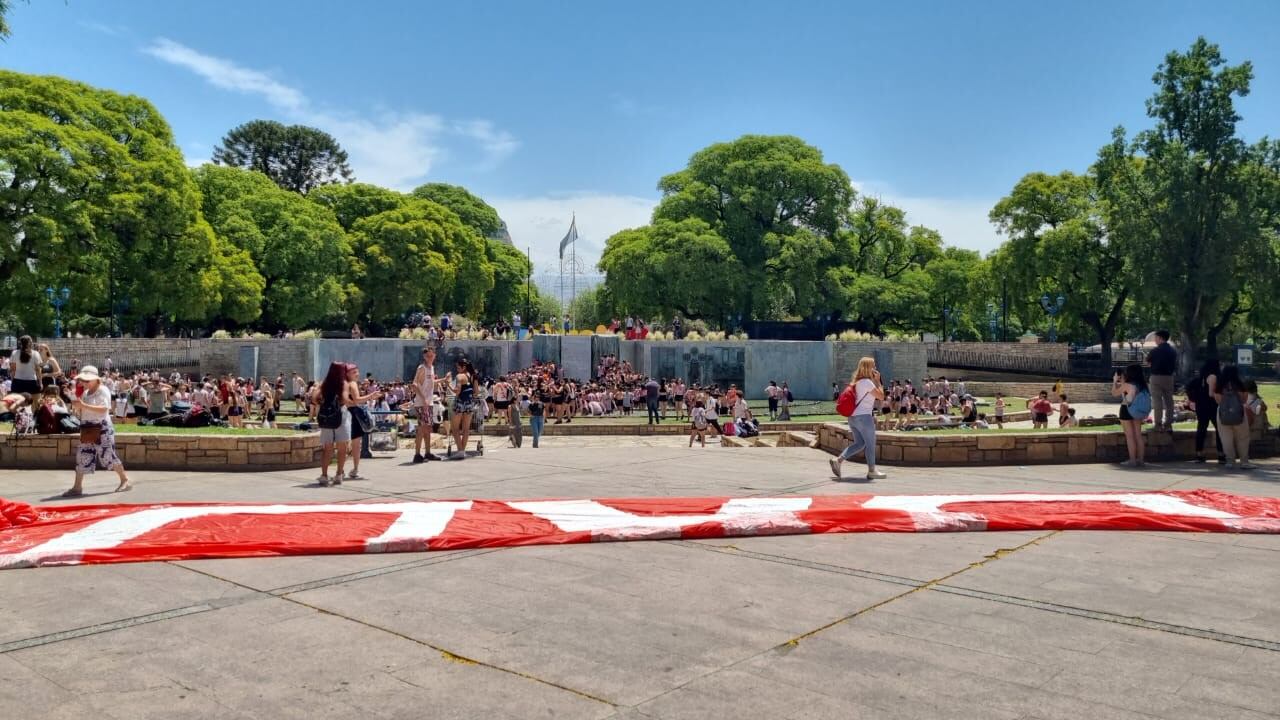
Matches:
[1027,390,1053,429]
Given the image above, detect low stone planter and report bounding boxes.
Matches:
[479,421,827,437]
[0,433,322,471]
[816,423,1278,466]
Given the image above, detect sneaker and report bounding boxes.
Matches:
[332,473,344,485]
[1240,463,1258,470]
[866,470,887,480]
[828,458,842,478]
[1191,456,1206,464]
[346,471,361,480]
[411,453,424,464]
[317,475,331,487]
[425,452,442,461]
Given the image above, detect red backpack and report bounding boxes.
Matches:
[836,383,859,417]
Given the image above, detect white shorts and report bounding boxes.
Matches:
[319,408,351,444]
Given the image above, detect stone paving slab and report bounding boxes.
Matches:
[1,440,1278,718]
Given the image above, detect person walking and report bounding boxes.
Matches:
[63,365,132,497]
[765,380,780,421]
[1213,363,1255,470]
[1112,364,1150,467]
[644,376,661,425]
[529,385,547,448]
[1188,359,1224,464]
[310,362,353,486]
[829,357,887,481]
[1146,330,1177,431]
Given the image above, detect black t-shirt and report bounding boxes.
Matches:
[1148,343,1177,375]
[645,380,660,399]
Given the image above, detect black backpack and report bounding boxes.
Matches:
[317,392,343,429]
[1219,385,1245,426]
[1186,376,1206,405]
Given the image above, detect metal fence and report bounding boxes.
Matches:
[927,346,1069,375]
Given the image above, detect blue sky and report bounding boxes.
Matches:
[6,0,1280,274]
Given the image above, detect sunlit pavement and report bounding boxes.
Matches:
[2,443,1278,719]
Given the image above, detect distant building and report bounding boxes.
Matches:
[487,219,513,245]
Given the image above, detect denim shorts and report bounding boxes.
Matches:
[319,408,351,444]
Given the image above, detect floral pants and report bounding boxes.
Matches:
[77,421,121,475]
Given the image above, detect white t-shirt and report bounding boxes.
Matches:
[12,350,41,381]
[852,378,877,416]
[79,385,112,423]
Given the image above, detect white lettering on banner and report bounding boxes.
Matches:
[365,501,473,552]
[3,502,472,569]
[861,493,1238,532]
[507,497,813,541]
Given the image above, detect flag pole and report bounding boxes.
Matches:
[571,212,577,332]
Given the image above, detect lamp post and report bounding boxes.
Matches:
[1039,293,1066,343]
[942,305,955,342]
[45,286,70,339]
[986,302,999,342]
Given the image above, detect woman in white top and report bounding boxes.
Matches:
[8,335,42,394]
[830,357,888,481]
[64,365,132,497]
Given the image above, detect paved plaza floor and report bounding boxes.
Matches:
[2,439,1278,719]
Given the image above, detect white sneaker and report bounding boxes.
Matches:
[828,458,842,478]
[1240,463,1258,470]
[317,475,331,487]
[332,473,344,485]
[866,470,887,480]
[346,470,362,480]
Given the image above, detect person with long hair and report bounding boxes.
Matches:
[1213,363,1255,470]
[310,362,353,486]
[36,343,62,389]
[1189,359,1224,464]
[829,357,887,480]
[448,358,479,459]
[8,335,42,394]
[344,364,382,480]
[63,365,131,496]
[1112,364,1148,467]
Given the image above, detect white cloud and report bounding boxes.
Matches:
[79,21,129,37]
[853,179,1000,254]
[144,38,306,111]
[142,38,515,189]
[453,120,519,167]
[489,192,657,277]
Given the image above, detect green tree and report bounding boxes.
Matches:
[411,183,504,238]
[599,218,745,322]
[213,120,353,194]
[1096,38,1280,375]
[194,165,351,329]
[484,240,533,323]
[0,70,230,333]
[990,170,1130,365]
[653,135,854,319]
[0,0,20,40]
[308,183,498,322]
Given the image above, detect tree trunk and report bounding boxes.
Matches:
[1177,330,1199,380]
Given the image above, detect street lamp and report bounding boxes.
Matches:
[1039,293,1066,343]
[942,305,955,342]
[986,302,999,342]
[45,286,70,339]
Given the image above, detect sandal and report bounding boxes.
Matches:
[60,489,84,498]
[115,482,133,492]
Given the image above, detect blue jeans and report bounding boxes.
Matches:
[530,415,545,447]
[840,414,877,467]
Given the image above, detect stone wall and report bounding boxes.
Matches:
[816,423,1278,466]
[832,342,929,388]
[0,432,321,471]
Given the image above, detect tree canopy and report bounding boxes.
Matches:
[0,70,233,333]
[411,183,504,238]
[213,120,353,194]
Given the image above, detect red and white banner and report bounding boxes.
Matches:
[2,490,1278,569]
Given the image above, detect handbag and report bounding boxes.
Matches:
[350,405,375,434]
[79,422,103,445]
